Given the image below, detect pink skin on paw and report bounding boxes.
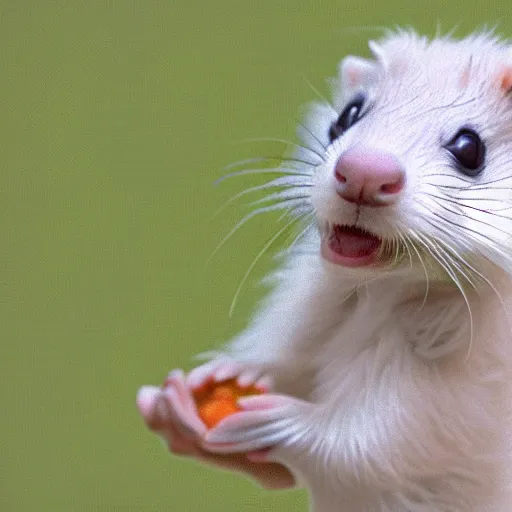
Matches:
[137,368,295,490]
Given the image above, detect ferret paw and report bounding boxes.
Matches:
[137,370,296,490]
[185,357,273,392]
[203,394,313,457]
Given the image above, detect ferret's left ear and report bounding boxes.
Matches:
[339,56,378,94]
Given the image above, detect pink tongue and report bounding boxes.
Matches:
[329,227,381,258]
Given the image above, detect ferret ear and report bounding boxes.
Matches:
[331,55,379,109]
[496,49,512,96]
[339,56,378,93]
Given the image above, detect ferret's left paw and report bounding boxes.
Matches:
[202,394,313,457]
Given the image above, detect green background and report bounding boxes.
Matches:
[1,1,509,511]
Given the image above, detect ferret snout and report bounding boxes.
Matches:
[333,147,405,207]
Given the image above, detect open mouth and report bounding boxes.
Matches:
[321,224,382,267]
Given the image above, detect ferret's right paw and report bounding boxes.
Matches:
[186,357,273,393]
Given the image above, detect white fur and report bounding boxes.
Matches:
[209,30,512,511]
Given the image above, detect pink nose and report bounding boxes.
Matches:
[334,148,405,206]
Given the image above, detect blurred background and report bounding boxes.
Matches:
[1,1,509,511]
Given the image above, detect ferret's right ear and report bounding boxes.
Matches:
[339,56,378,94]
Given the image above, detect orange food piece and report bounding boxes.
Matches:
[198,399,240,429]
[193,378,263,428]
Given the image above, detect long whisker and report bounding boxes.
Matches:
[433,242,477,290]
[417,212,474,254]
[282,212,316,254]
[404,232,430,310]
[248,191,311,208]
[224,155,320,170]
[423,172,512,190]
[461,175,512,188]
[301,75,337,114]
[393,235,403,266]
[421,186,511,205]
[296,119,328,151]
[422,172,473,185]
[215,166,313,185]
[405,93,477,124]
[378,93,421,117]
[416,208,512,281]
[205,201,305,268]
[228,212,308,317]
[239,137,325,161]
[417,199,512,251]
[386,235,397,266]
[429,196,512,241]
[443,198,512,213]
[397,230,413,269]
[426,192,512,219]
[414,223,512,340]
[224,157,294,171]
[434,239,510,334]
[429,244,476,363]
[411,231,475,363]
[213,179,312,217]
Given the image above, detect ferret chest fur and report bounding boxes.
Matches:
[310,277,472,403]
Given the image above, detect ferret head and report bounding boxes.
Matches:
[296,30,512,282]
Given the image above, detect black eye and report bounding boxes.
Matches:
[328,94,365,143]
[445,128,485,177]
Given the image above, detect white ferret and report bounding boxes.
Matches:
[138,30,512,511]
